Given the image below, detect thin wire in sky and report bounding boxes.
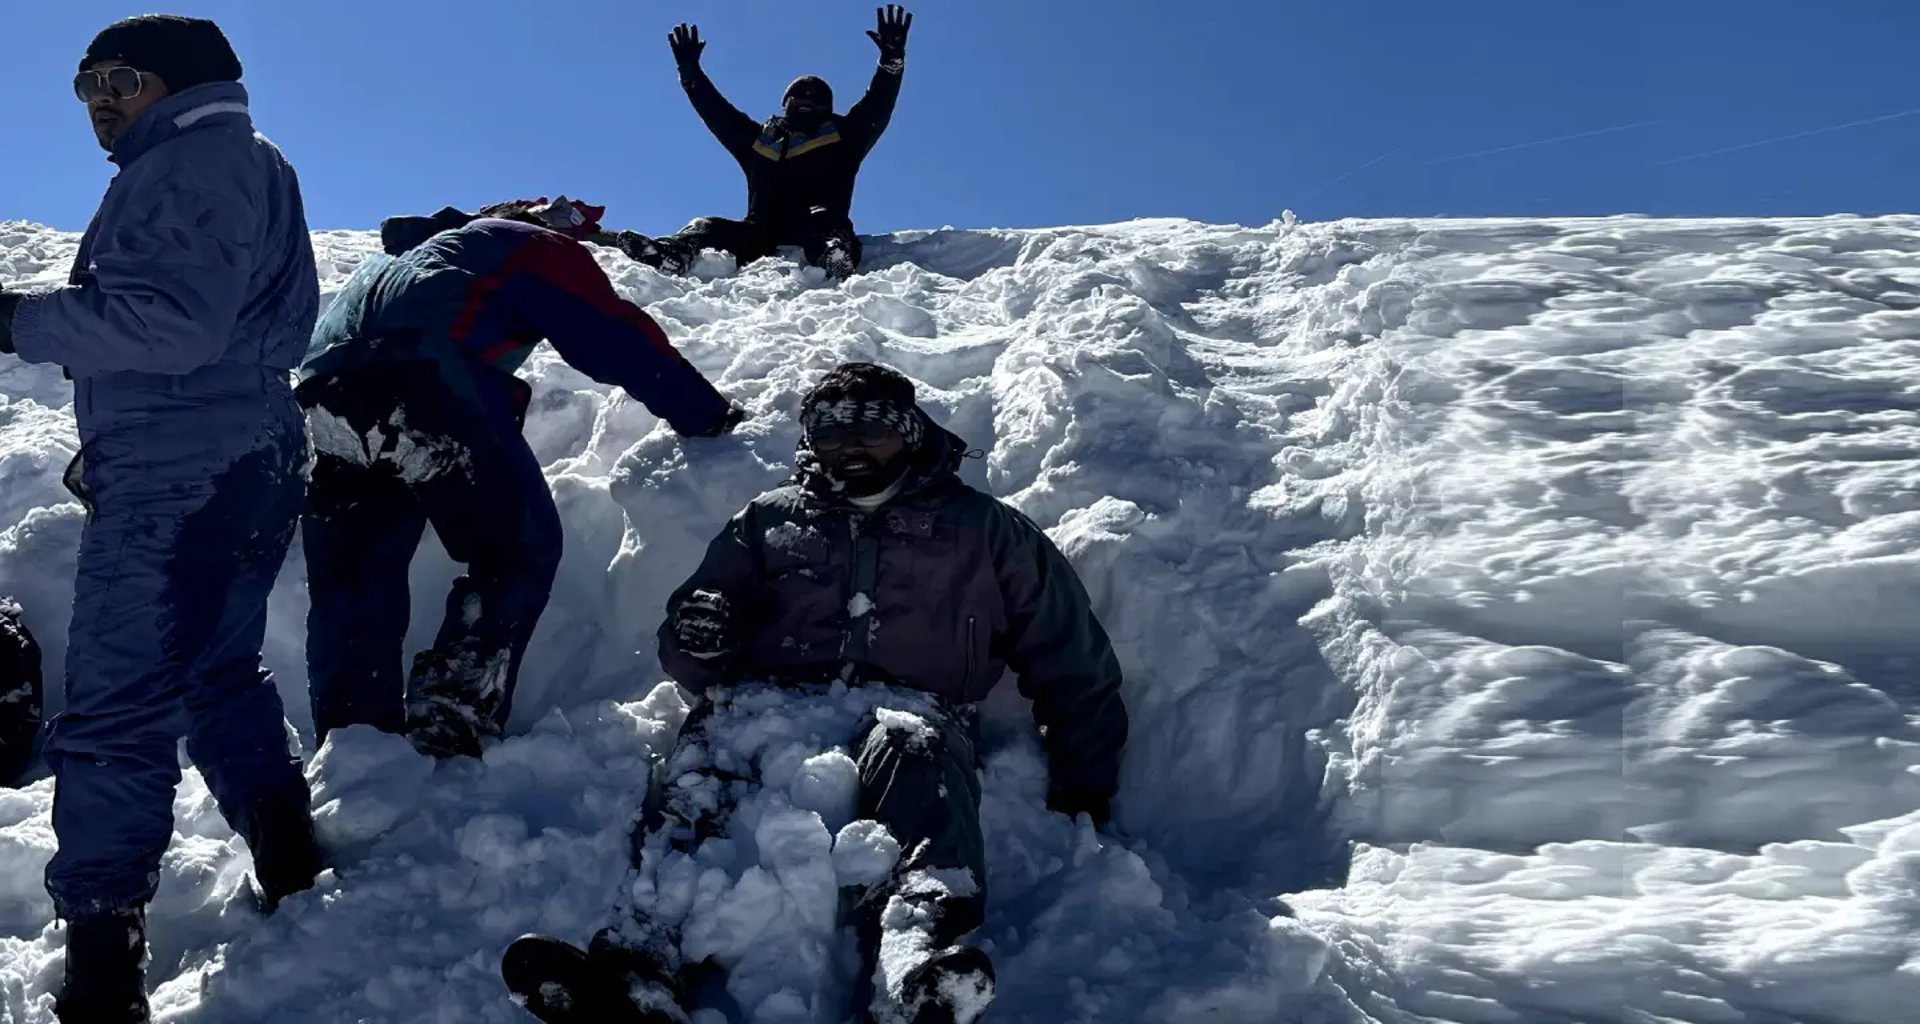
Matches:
[1659,107,1920,165]
[1298,145,1407,202]
[1424,120,1662,167]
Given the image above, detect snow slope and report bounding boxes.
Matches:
[1,213,1917,1023]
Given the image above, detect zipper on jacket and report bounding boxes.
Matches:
[844,515,880,667]
[964,615,978,695]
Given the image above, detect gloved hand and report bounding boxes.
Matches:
[867,5,911,66]
[672,589,734,661]
[710,404,747,437]
[669,23,706,71]
[0,289,21,355]
[679,401,744,438]
[1046,781,1111,829]
[675,403,744,440]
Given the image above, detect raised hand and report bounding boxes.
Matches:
[669,23,706,69]
[867,5,911,63]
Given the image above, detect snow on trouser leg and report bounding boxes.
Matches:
[303,366,564,761]
[44,430,311,919]
[852,703,995,1024]
[887,946,995,1024]
[499,706,739,1023]
[300,384,431,740]
[0,597,45,785]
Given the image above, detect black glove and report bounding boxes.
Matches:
[0,289,21,355]
[684,403,745,439]
[672,589,734,661]
[868,5,911,66]
[1046,781,1111,828]
[669,23,706,71]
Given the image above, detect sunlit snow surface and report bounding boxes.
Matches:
[1,214,1916,1023]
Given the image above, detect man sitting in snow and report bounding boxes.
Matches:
[500,362,1129,1024]
[298,196,743,761]
[0,599,44,786]
[606,7,912,280]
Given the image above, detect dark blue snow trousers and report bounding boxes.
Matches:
[298,363,561,746]
[44,399,310,919]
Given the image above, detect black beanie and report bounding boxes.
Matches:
[81,15,243,93]
[784,75,833,109]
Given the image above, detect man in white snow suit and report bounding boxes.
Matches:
[0,16,323,1023]
[607,7,912,280]
[500,362,1129,1024]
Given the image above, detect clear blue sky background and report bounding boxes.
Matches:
[1,0,1914,234]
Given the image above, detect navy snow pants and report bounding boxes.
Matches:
[298,364,561,744]
[44,404,310,919]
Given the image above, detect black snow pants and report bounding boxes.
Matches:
[601,692,988,988]
[621,208,863,277]
[297,363,561,751]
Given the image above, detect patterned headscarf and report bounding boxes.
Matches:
[798,363,924,449]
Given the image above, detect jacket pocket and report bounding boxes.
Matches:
[762,521,832,577]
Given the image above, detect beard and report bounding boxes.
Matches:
[825,450,910,497]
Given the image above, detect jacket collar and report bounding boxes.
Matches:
[110,81,252,166]
[765,114,838,140]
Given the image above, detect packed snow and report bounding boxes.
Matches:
[1,212,1917,1023]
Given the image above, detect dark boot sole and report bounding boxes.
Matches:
[898,946,996,1024]
[501,935,685,1024]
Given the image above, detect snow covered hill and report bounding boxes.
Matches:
[2,213,1917,1023]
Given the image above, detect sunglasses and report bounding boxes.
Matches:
[74,67,145,104]
[809,422,897,451]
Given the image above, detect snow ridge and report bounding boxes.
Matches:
[0,214,1916,1023]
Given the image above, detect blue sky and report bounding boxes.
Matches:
[2,1,1914,233]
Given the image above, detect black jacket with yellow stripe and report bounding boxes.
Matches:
[679,61,902,230]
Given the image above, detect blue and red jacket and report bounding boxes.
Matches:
[299,218,731,435]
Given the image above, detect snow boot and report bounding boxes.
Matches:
[245,788,324,912]
[889,946,995,1024]
[405,637,509,759]
[818,240,857,281]
[53,907,151,1024]
[648,241,694,276]
[610,231,693,276]
[501,933,689,1024]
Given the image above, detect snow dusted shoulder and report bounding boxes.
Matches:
[1,213,1918,1023]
